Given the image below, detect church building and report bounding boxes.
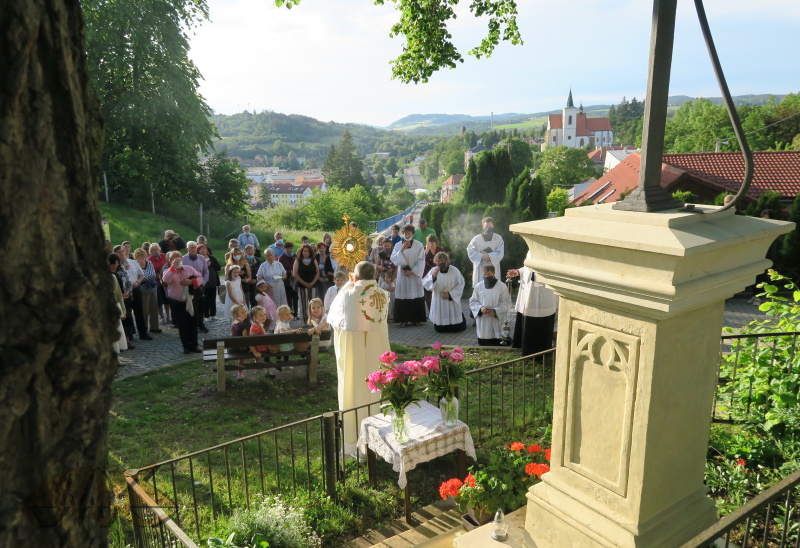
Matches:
[543,90,613,150]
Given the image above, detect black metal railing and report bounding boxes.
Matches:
[124,348,555,547]
[713,331,800,424]
[682,467,800,547]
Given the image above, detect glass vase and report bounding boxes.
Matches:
[391,408,412,443]
[439,396,459,427]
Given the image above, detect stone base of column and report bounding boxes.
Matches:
[525,480,716,547]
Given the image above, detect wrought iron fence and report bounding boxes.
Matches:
[682,467,800,547]
[124,348,555,547]
[712,331,800,424]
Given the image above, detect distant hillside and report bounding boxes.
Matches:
[389,94,785,134]
[387,112,521,131]
[210,110,438,162]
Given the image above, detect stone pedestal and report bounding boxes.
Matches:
[511,204,792,547]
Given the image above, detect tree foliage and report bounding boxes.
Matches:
[83,0,222,207]
[198,152,250,215]
[535,146,597,190]
[546,188,570,217]
[322,130,366,190]
[276,0,521,83]
[459,147,513,205]
[608,97,644,145]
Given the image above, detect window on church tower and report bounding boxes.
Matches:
[580,138,584,146]
[568,136,571,140]
[568,115,572,125]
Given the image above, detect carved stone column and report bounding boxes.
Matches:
[511,204,792,547]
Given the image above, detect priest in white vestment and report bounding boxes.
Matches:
[507,252,558,356]
[468,264,512,346]
[328,261,390,455]
[390,224,427,326]
[422,251,467,333]
[466,216,505,287]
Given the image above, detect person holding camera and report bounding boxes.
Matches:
[158,229,186,254]
[162,250,202,354]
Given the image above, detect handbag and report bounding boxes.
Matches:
[217,285,227,304]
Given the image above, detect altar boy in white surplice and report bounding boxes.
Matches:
[468,264,512,346]
[327,261,390,455]
[422,251,467,333]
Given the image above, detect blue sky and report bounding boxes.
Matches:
[188,0,799,127]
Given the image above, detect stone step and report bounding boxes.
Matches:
[344,498,463,548]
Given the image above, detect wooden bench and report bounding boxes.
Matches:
[202,330,332,392]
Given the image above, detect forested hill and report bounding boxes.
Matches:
[210,110,438,162]
[388,94,787,135]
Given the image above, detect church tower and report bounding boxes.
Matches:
[562,89,579,146]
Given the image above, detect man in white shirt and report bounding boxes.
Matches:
[466,216,504,287]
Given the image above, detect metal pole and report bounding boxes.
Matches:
[322,412,337,498]
[103,171,109,202]
[613,0,684,212]
[150,182,155,214]
[199,203,203,236]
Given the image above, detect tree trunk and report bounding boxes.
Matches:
[0,1,116,546]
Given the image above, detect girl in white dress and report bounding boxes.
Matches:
[224,265,245,322]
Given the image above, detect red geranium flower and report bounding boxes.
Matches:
[439,478,463,499]
[464,473,477,487]
[544,447,551,461]
[510,442,525,451]
[527,444,543,454]
[525,463,550,478]
[736,458,746,466]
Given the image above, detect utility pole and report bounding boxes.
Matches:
[103,171,109,202]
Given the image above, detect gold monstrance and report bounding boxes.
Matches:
[330,215,368,272]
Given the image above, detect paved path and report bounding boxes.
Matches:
[115,293,767,381]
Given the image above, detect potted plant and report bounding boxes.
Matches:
[439,441,551,529]
[366,351,438,443]
[427,343,467,427]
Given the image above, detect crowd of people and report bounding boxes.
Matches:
[108,216,558,359]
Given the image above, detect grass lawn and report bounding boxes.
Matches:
[108,344,549,546]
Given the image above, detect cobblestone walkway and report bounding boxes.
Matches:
[115,294,766,381]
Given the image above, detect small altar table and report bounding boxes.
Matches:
[357,400,476,522]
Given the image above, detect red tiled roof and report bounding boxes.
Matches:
[572,151,800,206]
[549,113,612,134]
[586,117,612,131]
[662,151,800,200]
[571,153,683,205]
[442,174,464,187]
[587,148,605,163]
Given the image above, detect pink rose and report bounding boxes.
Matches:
[441,350,451,358]
[433,342,443,350]
[380,351,398,364]
[449,352,464,362]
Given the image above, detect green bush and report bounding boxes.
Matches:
[225,495,321,548]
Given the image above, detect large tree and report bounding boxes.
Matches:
[322,130,366,190]
[83,0,217,206]
[535,146,598,190]
[1,1,118,546]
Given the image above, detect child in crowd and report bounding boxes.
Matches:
[274,304,305,355]
[254,280,277,331]
[248,305,270,359]
[324,270,348,314]
[224,265,245,321]
[379,265,396,322]
[229,303,249,380]
[307,297,330,348]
